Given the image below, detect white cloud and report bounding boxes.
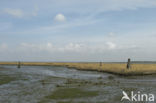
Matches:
[108,32,115,37]
[106,42,116,49]
[59,43,85,52]
[19,43,86,53]
[0,43,8,51]
[54,13,66,22]
[20,43,54,52]
[47,43,53,48]
[19,42,118,53]
[1,41,156,62]
[3,6,39,18]
[3,8,23,18]
[32,5,39,16]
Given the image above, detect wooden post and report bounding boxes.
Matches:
[99,61,102,71]
[100,61,102,66]
[127,58,131,69]
[17,61,21,68]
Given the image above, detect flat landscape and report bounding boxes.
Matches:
[0,62,156,76]
[0,65,156,103]
[1,0,156,103]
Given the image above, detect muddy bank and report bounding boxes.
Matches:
[0,65,156,103]
[0,62,156,76]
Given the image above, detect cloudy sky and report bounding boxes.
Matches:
[0,0,156,62]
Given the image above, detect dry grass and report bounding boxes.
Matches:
[0,62,156,75]
[62,63,156,75]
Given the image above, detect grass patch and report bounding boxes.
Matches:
[57,101,87,103]
[120,87,138,93]
[46,88,98,99]
[107,76,114,80]
[57,101,72,103]
[0,74,17,85]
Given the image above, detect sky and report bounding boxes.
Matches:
[0,0,156,62]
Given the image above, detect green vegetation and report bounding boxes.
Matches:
[38,88,98,103]
[57,101,87,103]
[0,74,17,85]
[57,101,73,103]
[46,88,98,99]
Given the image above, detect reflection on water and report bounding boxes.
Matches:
[0,65,156,103]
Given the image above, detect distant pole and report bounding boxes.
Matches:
[100,61,102,67]
[127,58,131,69]
[17,61,21,68]
[99,61,102,71]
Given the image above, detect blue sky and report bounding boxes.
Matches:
[0,0,156,62]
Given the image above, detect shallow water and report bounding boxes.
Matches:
[0,65,156,103]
